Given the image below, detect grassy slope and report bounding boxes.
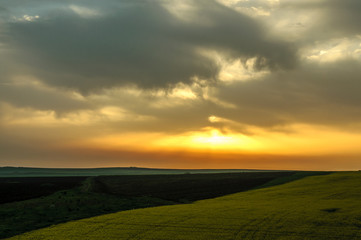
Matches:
[8,172,361,240]
[1,172,304,239]
[0,188,174,239]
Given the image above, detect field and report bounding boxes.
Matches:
[1,171,309,239]
[6,172,361,240]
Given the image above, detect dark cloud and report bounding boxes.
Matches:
[0,83,90,114]
[282,0,361,40]
[325,0,361,36]
[214,59,361,128]
[2,0,297,93]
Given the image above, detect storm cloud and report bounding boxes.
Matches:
[1,0,297,93]
[213,59,361,129]
[281,0,361,40]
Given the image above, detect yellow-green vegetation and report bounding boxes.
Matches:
[1,171,305,238]
[8,172,361,240]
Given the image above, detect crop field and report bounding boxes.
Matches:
[7,172,361,240]
[1,171,308,239]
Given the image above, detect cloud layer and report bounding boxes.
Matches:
[1,0,361,169]
[2,0,296,93]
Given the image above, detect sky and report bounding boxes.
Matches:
[1,0,361,170]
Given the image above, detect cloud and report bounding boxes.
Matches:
[322,0,361,36]
[0,78,90,114]
[1,0,361,171]
[69,5,101,18]
[281,0,361,40]
[1,0,359,131]
[1,0,297,93]
[213,58,361,129]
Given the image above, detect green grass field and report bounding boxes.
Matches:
[7,172,361,239]
[1,172,305,238]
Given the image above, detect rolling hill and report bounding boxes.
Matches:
[7,172,361,239]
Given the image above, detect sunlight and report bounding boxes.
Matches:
[187,129,260,151]
[192,130,235,146]
[77,128,262,154]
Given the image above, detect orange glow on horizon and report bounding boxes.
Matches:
[64,124,361,159]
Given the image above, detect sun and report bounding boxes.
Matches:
[187,129,251,151]
[192,130,234,146]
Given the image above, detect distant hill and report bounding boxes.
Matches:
[0,166,278,177]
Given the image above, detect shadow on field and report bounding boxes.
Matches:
[86,172,312,202]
